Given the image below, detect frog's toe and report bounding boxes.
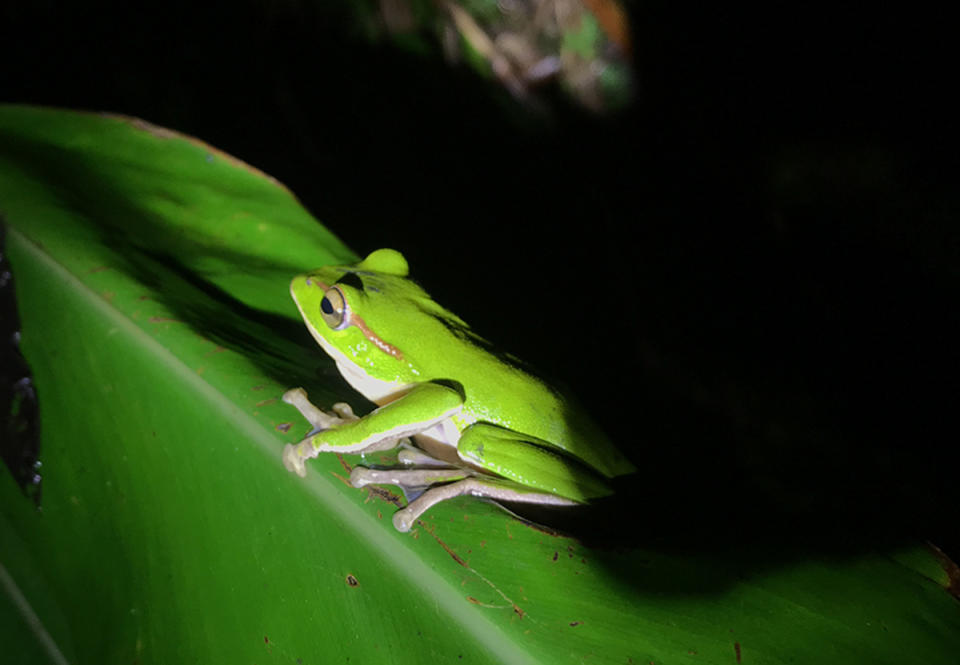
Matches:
[392,508,416,533]
[283,387,342,429]
[282,443,308,477]
[349,467,374,488]
[282,387,307,406]
[331,402,357,420]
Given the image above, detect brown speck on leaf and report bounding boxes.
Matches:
[89,265,110,273]
[361,483,404,508]
[513,604,524,618]
[427,531,468,567]
[276,423,292,433]
[346,574,359,587]
[734,641,742,663]
[553,552,558,562]
[569,621,581,627]
[264,636,269,644]
[330,471,355,489]
[255,398,277,407]
[467,596,481,605]
[252,385,265,391]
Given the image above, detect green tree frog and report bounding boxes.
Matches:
[282,249,635,531]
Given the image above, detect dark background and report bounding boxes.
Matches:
[2,3,957,562]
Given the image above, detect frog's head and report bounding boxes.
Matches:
[291,249,458,402]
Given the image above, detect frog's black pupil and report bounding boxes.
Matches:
[321,298,333,314]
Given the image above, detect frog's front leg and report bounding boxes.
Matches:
[282,387,359,477]
[283,388,358,432]
[282,381,464,477]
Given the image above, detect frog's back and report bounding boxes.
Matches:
[390,273,634,478]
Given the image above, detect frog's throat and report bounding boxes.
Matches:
[335,356,412,405]
[307,325,413,404]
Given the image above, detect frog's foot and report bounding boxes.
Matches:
[283,388,357,433]
[390,478,579,533]
[282,440,320,478]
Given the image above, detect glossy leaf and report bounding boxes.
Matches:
[1,106,958,664]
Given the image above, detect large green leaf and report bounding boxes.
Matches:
[1,105,958,664]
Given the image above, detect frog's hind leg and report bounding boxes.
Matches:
[350,466,472,494]
[349,466,476,514]
[384,422,609,532]
[389,477,578,532]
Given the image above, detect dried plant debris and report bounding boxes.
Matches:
[371,0,634,113]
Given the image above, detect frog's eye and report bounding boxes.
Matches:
[319,287,350,330]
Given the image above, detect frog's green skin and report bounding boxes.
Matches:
[283,249,635,531]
